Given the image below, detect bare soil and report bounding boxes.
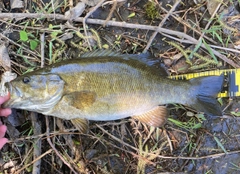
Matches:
[1,0,240,173]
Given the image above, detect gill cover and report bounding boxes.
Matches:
[3,74,65,113]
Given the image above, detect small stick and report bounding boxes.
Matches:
[40,33,45,68]
[15,149,52,174]
[45,116,78,174]
[188,1,222,57]
[179,133,203,171]
[51,0,56,19]
[30,112,42,174]
[103,0,117,27]
[82,0,106,50]
[0,13,238,67]
[159,5,218,45]
[96,124,240,160]
[143,0,181,53]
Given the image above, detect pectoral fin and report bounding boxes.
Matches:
[132,106,168,127]
[64,91,96,110]
[71,118,89,133]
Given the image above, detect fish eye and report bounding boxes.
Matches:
[22,77,30,84]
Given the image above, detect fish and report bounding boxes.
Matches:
[3,50,224,132]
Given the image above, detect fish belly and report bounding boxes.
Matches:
[45,91,159,121]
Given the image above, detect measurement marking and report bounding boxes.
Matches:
[169,69,239,97]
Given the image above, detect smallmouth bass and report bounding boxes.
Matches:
[3,50,224,132]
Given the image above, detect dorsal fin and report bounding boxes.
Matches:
[81,49,168,76]
[127,52,155,66]
[128,53,168,76]
[81,49,121,57]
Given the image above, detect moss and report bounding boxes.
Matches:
[144,1,160,20]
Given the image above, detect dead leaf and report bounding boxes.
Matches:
[206,0,222,16]
[81,0,101,6]
[7,109,26,127]
[65,2,86,20]
[10,0,24,9]
[0,44,17,96]
[171,59,191,74]
[0,44,11,71]
[0,71,17,96]
[60,33,74,41]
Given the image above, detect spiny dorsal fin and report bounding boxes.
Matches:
[81,49,168,75]
[71,118,89,133]
[132,106,168,127]
[81,49,121,58]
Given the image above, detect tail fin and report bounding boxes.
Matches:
[190,74,224,116]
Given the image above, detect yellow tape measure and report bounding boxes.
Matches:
[169,69,240,98]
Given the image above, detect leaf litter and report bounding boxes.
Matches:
[0,0,240,173]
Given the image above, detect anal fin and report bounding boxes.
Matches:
[132,106,168,127]
[71,118,89,133]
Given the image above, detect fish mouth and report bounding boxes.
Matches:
[3,83,23,108]
[14,87,23,98]
[6,82,22,98]
[5,82,12,94]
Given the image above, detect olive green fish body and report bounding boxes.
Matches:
[45,58,193,120]
[3,52,224,131]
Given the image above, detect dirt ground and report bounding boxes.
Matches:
[1,0,240,173]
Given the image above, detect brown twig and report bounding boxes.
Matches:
[96,124,240,160]
[179,133,203,171]
[159,5,218,45]
[30,112,42,174]
[40,33,45,68]
[82,0,106,50]
[15,149,52,174]
[7,128,80,143]
[190,1,222,58]
[45,116,78,174]
[143,0,181,53]
[0,13,238,67]
[199,1,222,40]
[103,0,117,27]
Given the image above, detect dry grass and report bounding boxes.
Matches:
[0,0,240,173]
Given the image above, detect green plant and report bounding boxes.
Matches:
[19,30,39,50]
[166,41,220,70]
[144,0,160,20]
[168,112,206,131]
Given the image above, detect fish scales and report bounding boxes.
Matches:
[45,58,189,120]
[3,52,224,132]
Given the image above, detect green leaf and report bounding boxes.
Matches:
[102,44,109,49]
[214,136,228,154]
[231,111,240,117]
[213,32,223,44]
[218,98,223,105]
[49,24,53,29]
[51,31,59,38]
[30,40,38,50]
[22,56,36,66]
[202,39,218,63]
[188,39,202,59]
[20,30,28,41]
[196,113,206,121]
[192,123,202,129]
[128,12,136,18]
